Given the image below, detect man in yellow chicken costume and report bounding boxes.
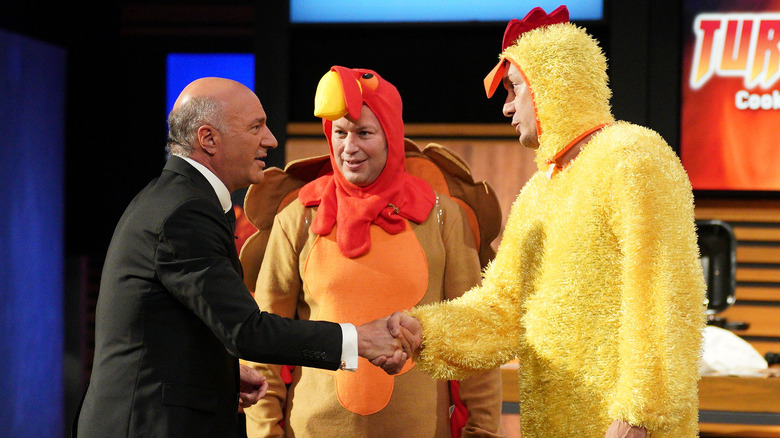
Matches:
[389,5,706,438]
[240,66,505,437]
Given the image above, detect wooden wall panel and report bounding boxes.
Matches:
[696,198,780,358]
[719,305,780,338]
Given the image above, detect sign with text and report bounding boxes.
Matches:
[681,0,780,191]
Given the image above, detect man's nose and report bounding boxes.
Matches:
[263,127,278,149]
[502,101,515,118]
[342,134,360,153]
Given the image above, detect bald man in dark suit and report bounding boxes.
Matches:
[74,77,414,438]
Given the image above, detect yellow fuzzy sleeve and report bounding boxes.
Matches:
[605,125,705,433]
[409,184,538,380]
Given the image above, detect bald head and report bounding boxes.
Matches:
[172,77,253,113]
[166,77,258,157]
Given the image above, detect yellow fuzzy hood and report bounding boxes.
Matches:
[500,22,615,170]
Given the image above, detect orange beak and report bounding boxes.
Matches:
[483,57,508,98]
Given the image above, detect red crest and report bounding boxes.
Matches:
[501,5,570,50]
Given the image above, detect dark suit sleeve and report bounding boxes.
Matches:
[155,197,342,370]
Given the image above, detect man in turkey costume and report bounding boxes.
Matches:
[239,66,505,438]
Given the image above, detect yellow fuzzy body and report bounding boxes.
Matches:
[412,122,705,437]
[412,22,706,438]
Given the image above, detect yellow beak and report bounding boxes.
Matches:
[314,70,362,120]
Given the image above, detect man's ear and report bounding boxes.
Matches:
[197,125,218,155]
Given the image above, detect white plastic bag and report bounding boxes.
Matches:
[700,325,768,376]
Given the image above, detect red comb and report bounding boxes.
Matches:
[331,65,364,120]
[501,5,569,50]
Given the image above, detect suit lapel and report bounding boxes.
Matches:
[164,156,243,276]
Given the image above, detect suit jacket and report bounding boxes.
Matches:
[76,156,342,437]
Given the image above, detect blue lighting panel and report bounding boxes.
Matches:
[1,28,66,437]
[166,53,255,116]
[291,0,603,23]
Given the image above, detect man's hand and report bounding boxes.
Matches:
[387,311,422,353]
[368,311,423,374]
[238,364,268,411]
[604,420,647,438]
[356,316,408,375]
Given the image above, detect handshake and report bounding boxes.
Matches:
[239,312,422,409]
[356,311,422,375]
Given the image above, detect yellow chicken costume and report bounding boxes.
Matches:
[240,67,505,437]
[409,6,706,438]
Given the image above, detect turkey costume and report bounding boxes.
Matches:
[240,66,505,438]
[409,6,706,438]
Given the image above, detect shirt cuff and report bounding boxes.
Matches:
[339,323,358,371]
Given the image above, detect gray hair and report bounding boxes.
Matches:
[166,96,227,157]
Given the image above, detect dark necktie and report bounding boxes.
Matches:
[226,207,237,234]
[225,207,244,277]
